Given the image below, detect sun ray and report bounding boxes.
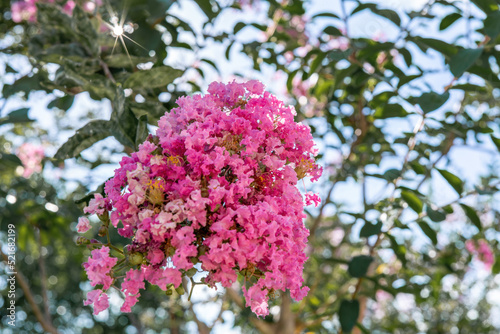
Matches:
[122,34,148,52]
[111,35,119,56]
[102,0,148,66]
[119,35,134,68]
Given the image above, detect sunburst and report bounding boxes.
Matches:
[102,2,147,66]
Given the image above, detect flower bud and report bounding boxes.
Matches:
[128,252,144,266]
[97,211,109,225]
[98,225,108,237]
[165,246,175,257]
[175,286,185,295]
[186,268,197,277]
[76,236,90,245]
[198,245,208,256]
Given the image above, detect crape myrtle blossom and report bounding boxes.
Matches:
[10,0,101,23]
[17,142,44,178]
[465,239,495,270]
[80,80,322,317]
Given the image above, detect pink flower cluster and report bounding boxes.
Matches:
[11,0,100,23]
[465,239,495,270]
[80,80,322,317]
[17,143,44,178]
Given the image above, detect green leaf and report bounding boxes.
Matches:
[225,41,234,60]
[348,255,373,278]
[74,180,108,205]
[491,135,500,150]
[360,221,382,238]
[54,67,115,100]
[426,206,447,222]
[124,66,183,89]
[413,37,458,57]
[2,73,46,98]
[47,95,75,111]
[72,6,99,56]
[387,233,407,267]
[373,9,401,26]
[449,83,488,93]
[409,161,426,175]
[472,0,499,13]
[54,120,111,159]
[5,64,17,73]
[193,0,220,21]
[233,22,246,34]
[439,12,462,30]
[417,92,450,113]
[313,12,341,19]
[437,169,464,194]
[339,299,360,333]
[307,53,327,78]
[401,190,423,214]
[449,48,484,77]
[0,152,22,169]
[135,115,149,148]
[382,168,401,182]
[0,108,32,126]
[373,104,409,119]
[417,221,438,245]
[324,26,342,36]
[460,204,482,230]
[398,48,413,67]
[484,11,500,38]
[493,258,500,274]
[110,89,137,148]
[104,54,155,69]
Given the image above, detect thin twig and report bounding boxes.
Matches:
[36,228,52,322]
[0,245,59,334]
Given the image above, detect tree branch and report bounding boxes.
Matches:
[0,245,59,334]
[36,228,52,323]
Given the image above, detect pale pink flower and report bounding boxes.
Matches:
[76,217,91,233]
[84,289,109,315]
[17,143,44,178]
[83,246,117,290]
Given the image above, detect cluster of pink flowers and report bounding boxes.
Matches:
[11,0,100,23]
[78,80,321,316]
[465,239,495,270]
[17,142,44,178]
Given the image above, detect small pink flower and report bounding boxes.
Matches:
[62,0,75,15]
[11,1,37,23]
[84,193,107,215]
[84,289,109,315]
[146,248,165,265]
[83,246,117,290]
[17,143,44,178]
[305,191,321,207]
[76,217,91,233]
[465,240,476,253]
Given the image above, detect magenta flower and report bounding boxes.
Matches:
[82,80,322,316]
